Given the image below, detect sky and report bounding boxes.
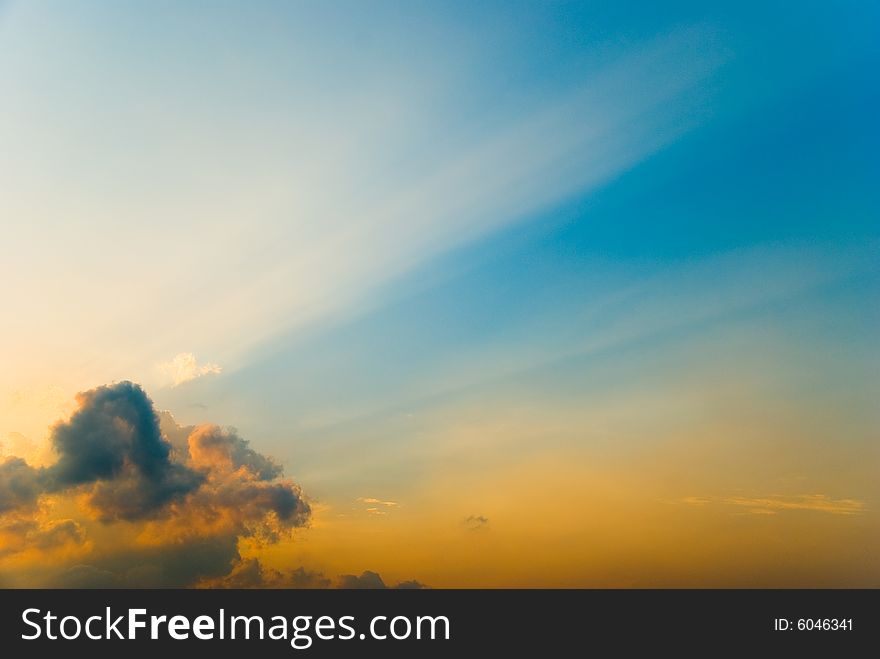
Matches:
[0,1,878,587]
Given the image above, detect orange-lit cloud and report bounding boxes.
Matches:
[0,382,430,589]
[0,382,308,586]
[357,497,398,507]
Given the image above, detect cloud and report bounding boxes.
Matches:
[0,381,310,587]
[0,517,87,558]
[0,457,44,513]
[336,571,428,589]
[44,382,203,521]
[337,571,387,589]
[159,353,222,387]
[189,425,283,481]
[357,497,398,515]
[199,559,425,590]
[464,515,489,530]
[0,382,427,588]
[56,564,118,588]
[197,558,331,589]
[357,497,398,507]
[680,494,866,516]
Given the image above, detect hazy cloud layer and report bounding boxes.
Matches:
[198,559,427,590]
[680,494,866,516]
[0,517,86,558]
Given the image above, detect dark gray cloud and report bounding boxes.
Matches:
[289,566,333,589]
[1,384,208,521]
[337,570,387,589]
[43,382,203,520]
[336,571,427,589]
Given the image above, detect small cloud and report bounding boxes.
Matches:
[680,494,865,516]
[464,515,489,530]
[337,571,386,589]
[159,353,222,387]
[357,497,397,507]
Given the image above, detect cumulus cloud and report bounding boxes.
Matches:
[188,425,283,481]
[44,382,204,521]
[0,381,310,587]
[159,353,222,387]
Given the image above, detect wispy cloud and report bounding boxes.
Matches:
[357,497,398,507]
[680,494,866,516]
[0,14,724,389]
[159,353,222,387]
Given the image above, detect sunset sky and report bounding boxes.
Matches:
[1,1,878,588]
